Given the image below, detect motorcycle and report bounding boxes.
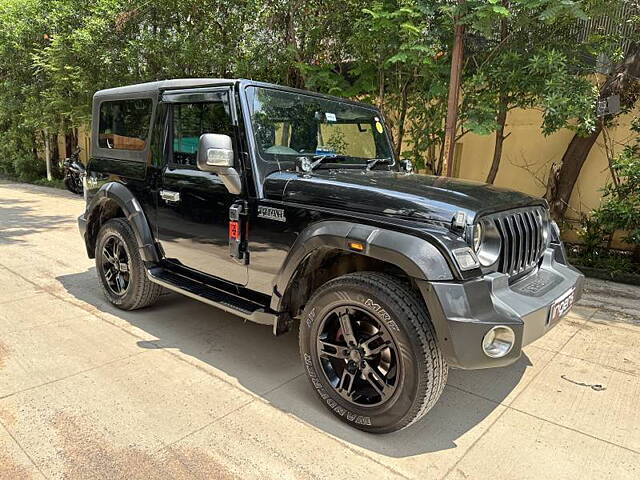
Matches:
[63,148,85,195]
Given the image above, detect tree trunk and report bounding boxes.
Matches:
[486,96,508,184]
[65,132,74,158]
[546,45,640,220]
[486,7,509,185]
[546,123,602,220]
[394,77,411,159]
[441,0,464,177]
[44,130,52,181]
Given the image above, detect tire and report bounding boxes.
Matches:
[95,218,162,310]
[64,176,76,194]
[299,272,447,433]
[73,176,84,195]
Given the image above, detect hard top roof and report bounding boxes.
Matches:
[93,78,237,98]
[92,78,380,111]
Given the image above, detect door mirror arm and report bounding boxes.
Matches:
[196,133,242,194]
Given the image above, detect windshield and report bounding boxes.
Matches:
[247,86,394,168]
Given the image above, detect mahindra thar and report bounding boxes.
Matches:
[78,79,584,433]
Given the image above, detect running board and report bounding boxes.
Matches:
[146,267,277,327]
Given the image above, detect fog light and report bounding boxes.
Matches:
[482,326,515,358]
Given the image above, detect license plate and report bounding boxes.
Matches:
[548,287,575,325]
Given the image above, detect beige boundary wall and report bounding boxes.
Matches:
[450,108,635,248]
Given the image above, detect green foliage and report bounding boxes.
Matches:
[590,118,640,246]
[0,0,634,180]
[576,116,640,273]
[568,242,636,275]
[11,156,48,182]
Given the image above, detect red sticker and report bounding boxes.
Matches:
[229,221,240,240]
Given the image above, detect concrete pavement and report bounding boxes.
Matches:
[1,180,639,479]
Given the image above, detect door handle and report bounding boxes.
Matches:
[160,190,180,203]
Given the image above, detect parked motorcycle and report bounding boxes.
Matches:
[63,148,85,195]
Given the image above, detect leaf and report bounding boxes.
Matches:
[492,6,510,16]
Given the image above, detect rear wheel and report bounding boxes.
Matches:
[95,218,162,310]
[299,272,447,433]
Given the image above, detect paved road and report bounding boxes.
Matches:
[1,180,639,480]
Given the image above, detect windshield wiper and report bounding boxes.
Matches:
[300,154,350,171]
[366,157,392,171]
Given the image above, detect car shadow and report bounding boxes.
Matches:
[56,268,531,458]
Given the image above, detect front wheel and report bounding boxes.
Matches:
[64,175,77,194]
[299,272,447,433]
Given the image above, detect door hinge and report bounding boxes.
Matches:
[229,201,249,264]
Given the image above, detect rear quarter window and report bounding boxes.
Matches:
[98,99,152,151]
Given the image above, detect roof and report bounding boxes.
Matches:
[93,78,237,98]
[92,78,381,111]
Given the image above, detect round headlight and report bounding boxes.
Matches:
[482,326,515,358]
[472,219,501,267]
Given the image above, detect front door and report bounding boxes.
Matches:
[156,88,247,285]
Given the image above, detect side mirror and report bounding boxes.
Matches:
[197,133,234,169]
[196,134,242,194]
[400,159,414,174]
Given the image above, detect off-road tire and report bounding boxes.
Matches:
[299,272,447,433]
[95,218,162,310]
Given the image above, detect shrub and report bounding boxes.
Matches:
[579,117,640,264]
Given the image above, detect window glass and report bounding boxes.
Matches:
[247,86,393,167]
[171,100,233,167]
[98,99,152,150]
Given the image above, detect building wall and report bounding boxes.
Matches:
[451,108,635,248]
[54,125,91,164]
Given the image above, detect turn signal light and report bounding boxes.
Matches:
[348,241,365,252]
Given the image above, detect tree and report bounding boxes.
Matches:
[0,0,635,195]
[456,0,599,184]
[546,44,640,219]
[0,0,53,178]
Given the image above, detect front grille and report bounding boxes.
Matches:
[489,206,548,276]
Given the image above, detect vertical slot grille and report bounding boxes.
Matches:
[490,207,547,276]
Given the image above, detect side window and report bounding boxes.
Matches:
[99,99,152,150]
[171,98,233,168]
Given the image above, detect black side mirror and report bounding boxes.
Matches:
[196,134,242,195]
[400,159,414,174]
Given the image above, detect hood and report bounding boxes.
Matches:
[263,170,545,225]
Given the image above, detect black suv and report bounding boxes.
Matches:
[78,79,583,433]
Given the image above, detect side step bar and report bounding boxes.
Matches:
[147,267,278,327]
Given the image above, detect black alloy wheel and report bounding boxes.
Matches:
[95,218,162,310]
[316,305,399,407]
[100,235,131,296]
[299,272,448,433]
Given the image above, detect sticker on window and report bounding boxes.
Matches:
[325,112,337,122]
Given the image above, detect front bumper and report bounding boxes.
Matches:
[419,243,584,369]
